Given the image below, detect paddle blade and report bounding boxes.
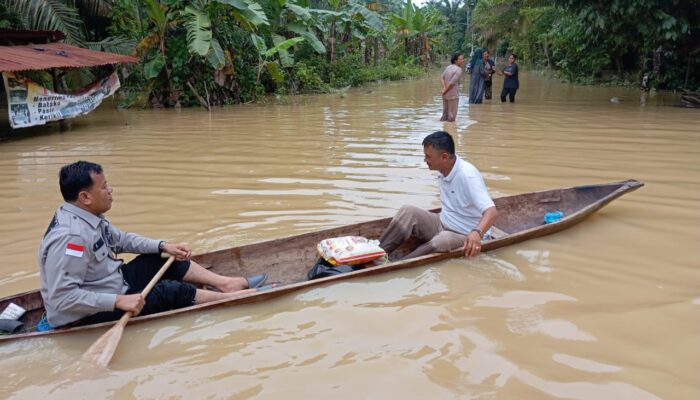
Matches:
[79,318,127,367]
[76,257,174,367]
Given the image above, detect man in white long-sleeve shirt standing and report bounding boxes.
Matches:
[38,161,268,328]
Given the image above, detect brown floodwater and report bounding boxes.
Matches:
[0,71,698,399]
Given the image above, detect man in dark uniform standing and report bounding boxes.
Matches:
[38,161,268,329]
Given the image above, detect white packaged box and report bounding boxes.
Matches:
[0,303,26,320]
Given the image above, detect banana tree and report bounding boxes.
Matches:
[255,0,326,66]
[225,0,329,97]
[389,0,444,67]
[348,0,384,63]
[180,0,268,71]
[250,33,306,100]
[130,0,179,106]
[314,0,383,64]
[413,6,444,67]
[182,0,324,97]
[182,0,270,67]
[130,0,269,106]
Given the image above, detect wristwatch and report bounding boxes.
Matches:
[158,240,165,252]
[470,228,483,238]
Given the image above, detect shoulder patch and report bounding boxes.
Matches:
[43,214,58,238]
[65,242,85,258]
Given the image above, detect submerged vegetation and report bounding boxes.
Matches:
[1,0,698,108]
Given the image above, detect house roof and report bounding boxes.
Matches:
[0,28,67,45]
[0,42,138,73]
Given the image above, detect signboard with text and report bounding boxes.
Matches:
[2,71,120,129]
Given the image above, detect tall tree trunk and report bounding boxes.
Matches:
[654,48,662,75]
[374,37,379,66]
[328,21,336,64]
[160,36,180,106]
[616,58,623,77]
[543,38,552,69]
[344,26,351,43]
[364,39,370,64]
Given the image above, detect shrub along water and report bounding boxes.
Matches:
[462,0,699,91]
[0,0,438,108]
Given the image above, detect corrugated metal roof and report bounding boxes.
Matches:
[0,43,138,72]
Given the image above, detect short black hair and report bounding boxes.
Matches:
[450,52,463,64]
[422,131,455,156]
[510,53,517,59]
[59,161,103,201]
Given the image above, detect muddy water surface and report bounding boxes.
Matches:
[0,72,698,399]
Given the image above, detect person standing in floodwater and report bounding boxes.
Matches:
[468,48,486,104]
[483,50,496,100]
[440,52,466,122]
[497,54,519,103]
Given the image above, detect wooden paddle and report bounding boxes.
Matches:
[79,255,176,367]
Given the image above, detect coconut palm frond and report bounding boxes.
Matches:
[6,0,85,45]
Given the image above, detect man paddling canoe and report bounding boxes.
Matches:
[378,131,498,259]
[38,161,268,329]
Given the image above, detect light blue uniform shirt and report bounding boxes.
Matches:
[38,202,160,327]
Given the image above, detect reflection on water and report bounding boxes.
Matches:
[1,71,699,399]
[552,353,621,373]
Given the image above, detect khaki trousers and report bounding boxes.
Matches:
[379,205,466,260]
[440,98,459,122]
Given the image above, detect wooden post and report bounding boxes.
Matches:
[187,81,211,111]
[51,68,71,131]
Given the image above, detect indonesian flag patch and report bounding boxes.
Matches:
[65,243,85,258]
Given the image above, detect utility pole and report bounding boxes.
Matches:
[466,1,475,57]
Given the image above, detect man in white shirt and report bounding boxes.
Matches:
[378,131,498,259]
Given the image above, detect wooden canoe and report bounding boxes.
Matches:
[0,179,643,342]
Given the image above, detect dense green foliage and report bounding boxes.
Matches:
[2,0,697,105]
[1,0,436,107]
[460,0,700,89]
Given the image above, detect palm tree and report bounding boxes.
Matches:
[2,0,127,46]
[3,0,84,44]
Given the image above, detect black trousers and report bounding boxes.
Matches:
[484,79,493,99]
[500,87,518,102]
[73,254,196,326]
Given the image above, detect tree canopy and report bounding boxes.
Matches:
[463,0,700,89]
[2,0,697,108]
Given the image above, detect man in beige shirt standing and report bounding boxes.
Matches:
[440,52,465,122]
